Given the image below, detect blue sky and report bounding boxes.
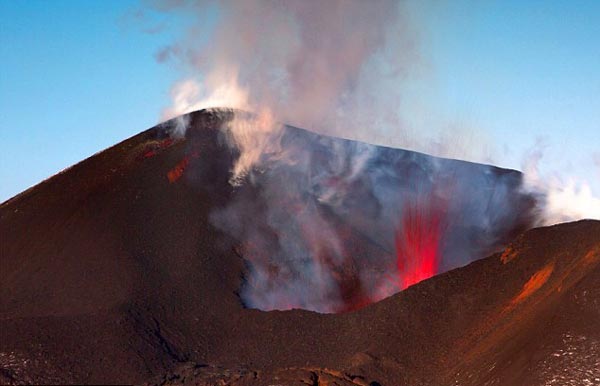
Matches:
[1,0,599,202]
[409,1,600,180]
[0,0,178,201]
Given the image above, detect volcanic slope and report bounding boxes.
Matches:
[1,109,598,385]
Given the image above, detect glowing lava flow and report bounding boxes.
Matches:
[395,197,447,290]
[167,156,190,183]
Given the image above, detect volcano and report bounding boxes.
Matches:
[1,109,598,385]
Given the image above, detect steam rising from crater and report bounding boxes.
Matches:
[159,1,416,152]
[149,1,598,312]
[205,111,536,313]
[523,146,600,225]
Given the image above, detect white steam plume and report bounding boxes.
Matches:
[155,0,417,181]
[152,0,599,226]
[146,1,598,312]
[160,0,411,129]
[523,146,600,225]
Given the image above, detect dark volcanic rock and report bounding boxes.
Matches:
[1,109,598,385]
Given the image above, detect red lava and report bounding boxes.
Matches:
[512,262,554,305]
[166,149,201,183]
[140,138,175,159]
[395,197,447,290]
[167,157,190,183]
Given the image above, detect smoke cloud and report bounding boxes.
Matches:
[158,0,416,139]
[147,1,597,312]
[188,111,535,313]
[522,146,600,225]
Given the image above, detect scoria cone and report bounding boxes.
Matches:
[2,109,597,385]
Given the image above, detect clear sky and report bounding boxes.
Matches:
[0,0,178,201]
[1,0,599,202]
[406,0,600,189]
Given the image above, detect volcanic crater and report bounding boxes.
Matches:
[1,109,599,386]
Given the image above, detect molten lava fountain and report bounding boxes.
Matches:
[395,196,447,290]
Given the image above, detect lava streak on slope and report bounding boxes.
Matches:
[167,157,190,183]
[137,138,175,160]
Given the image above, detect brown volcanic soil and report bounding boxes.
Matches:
[1,109,599,385]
